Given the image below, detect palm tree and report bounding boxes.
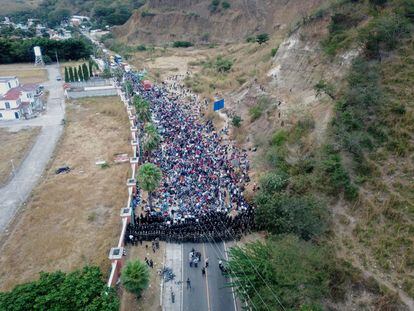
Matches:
[121,260,150,298]
[143,123,161,157]
[133,95,151,125]
[137,163,162,208]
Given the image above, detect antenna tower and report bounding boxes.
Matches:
[34,46,45,66]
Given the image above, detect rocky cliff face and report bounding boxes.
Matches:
[114,0,324,44]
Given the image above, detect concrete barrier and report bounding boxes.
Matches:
[67,89,117,99]
[107,86,139,288]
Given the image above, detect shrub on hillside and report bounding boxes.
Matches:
[231,115,242,128]
[222,1,230,9]
[254,193,328,240]
[215,56,233,72]
[173,41,193,48]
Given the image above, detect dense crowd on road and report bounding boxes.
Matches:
[123,72,254,243]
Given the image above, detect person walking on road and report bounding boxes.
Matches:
[205,257,209,268]
[186,278,191,290]
[201,267,206,276]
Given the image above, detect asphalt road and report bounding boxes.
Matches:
[163,242,237,311]
[0,65,65,232]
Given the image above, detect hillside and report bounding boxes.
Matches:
[2,0,145,27]
[114,0,324,44]
[2,0,42,15]
[111,0,414,309]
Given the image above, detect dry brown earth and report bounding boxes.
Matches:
[0,96,130,290]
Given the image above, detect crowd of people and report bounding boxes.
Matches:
[123,71,254,243]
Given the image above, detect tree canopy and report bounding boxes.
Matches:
[121,260,150,298]
[227,235,330,310]
[0,266,119,311]
[0,37,93,64]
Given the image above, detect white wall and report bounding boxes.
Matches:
[0,98,21,110]
[0,78,19,95]
[0,109,20,120]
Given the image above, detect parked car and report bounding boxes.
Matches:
[56,76,62,81]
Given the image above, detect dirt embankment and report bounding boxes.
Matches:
[114,0,324,44]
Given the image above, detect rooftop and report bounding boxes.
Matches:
[0,76,17,83]
[0,88,21,101]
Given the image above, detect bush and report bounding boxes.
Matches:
[249,105,263,121]
[259,171,289,194]
[0,266,119,311]
[362,13,410,58]
[246,36,256,43]
[231,115,242,127]
[173,41,193,48]
[137,44,147,51]
[317,145,357,199]
[256,33,270,45]
[222,1,230,9]
[271,47,279,57]
[209,0,220,12]
[254,193,328,240]
[215,56,233,72]
[270,130,288,146]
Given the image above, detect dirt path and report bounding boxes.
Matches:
[0,65,65,233]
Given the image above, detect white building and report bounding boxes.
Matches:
[0,77,42,120]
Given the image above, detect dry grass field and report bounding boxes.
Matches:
[0,127,41,186]
[0,64,48,84]
[0,96,130,291]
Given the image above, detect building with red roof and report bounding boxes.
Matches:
[0,77,43,120]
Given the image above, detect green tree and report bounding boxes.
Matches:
[143,123,161,155]
[227,235,330,310]
[124,80,133,98]
[256,33,270,45]
[82,63,90,81]
[254,192,328,240]
[121,260,150,298]
[74,67,79,81]
[0,266,119,310]
[68,66,74,82]
[89,60,94,77]
[78,65,84,81]
[137,163,162,208]
[133,95,151,124]
[64,66,69,83]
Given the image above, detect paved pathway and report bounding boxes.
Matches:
[0,65,65,232]
[162,242,237,311]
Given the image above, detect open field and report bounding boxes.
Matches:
[0,63,48,84]
[120,243,165,311]
[0,127,41,186]
[0,96,130,291]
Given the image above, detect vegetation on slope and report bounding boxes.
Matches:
[228,0,414,308]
